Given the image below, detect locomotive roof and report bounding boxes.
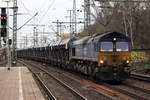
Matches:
[49,37,79,46]
[92,31,130,43]
[73,31,130,45]
[72,36,91,45]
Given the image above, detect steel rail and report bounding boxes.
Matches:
[131,73,150,82]
[20,60,88,100]
[104,84,149,100]
[124,83,150,95]
[19,60,57,100]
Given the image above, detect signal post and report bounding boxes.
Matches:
[1,0,11,70]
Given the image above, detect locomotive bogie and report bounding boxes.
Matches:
[97,66,130,81]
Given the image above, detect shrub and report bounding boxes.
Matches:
[131,52,148,63]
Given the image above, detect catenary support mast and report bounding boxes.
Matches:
[84,0,91,36]
[12,0,18,66]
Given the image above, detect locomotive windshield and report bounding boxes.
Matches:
[101,42,113,51]
[100,42,129,52]
[116,42,129,51]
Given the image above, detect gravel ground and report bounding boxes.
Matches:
[31,61,115,100]
[125,78,150,93]
[113,84,150,100]
[35,62,133,100]
[39,74,80,100]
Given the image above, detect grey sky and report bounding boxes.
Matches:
[0,0,84,47]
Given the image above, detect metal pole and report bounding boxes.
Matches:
[69,10,72,37]
[73,0,77,34]
[33,27,36,46]
[60,23,62,40]
[42,27,45,43]
[26,35,27,47]
[67,10,72,38]
[6,1,11,70]
[23,37,24,48]
[84,0,91,36]
[25,35,27,48]
[36,27,38,45]
[84,0,86,30]
[12,0,17,66]
[56,20,59,41]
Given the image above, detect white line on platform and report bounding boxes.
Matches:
[19,67,23,100]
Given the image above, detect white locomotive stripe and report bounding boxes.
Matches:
[19,67,24,100]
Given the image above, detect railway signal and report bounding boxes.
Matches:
[2,0,12,70]
[0,27,7,37]
[1,8,7,37]
[1,8,7,26]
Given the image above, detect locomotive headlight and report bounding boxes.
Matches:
[126,60,129,64]
[100,60,104,64]
[113,37,116,41]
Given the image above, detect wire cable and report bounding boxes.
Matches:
[39,0,55,23]
[20,0,33,16]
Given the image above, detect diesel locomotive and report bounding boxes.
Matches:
[17,31,131,82]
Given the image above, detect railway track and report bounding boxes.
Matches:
[32,61,118,99]
[104,83,150,100]
[19,60,57,100]
[29,69,57,100]
[19,60,88,100]
[55,69,150,100]
[20,59,150,100]
[40,61,150,100]
[131,73,150,82]
[124,82,150,95]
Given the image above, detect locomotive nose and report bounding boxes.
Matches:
[110,54,130,66]
[98,52,131,66]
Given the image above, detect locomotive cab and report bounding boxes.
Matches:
[97,32,131,81]
[98,41,131,66]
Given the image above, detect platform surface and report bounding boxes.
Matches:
[0,67,45,100]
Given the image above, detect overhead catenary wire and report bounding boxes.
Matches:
[17,13,38,31]
[39,0,55,23]
[20,0,54,23]
[36,0,49,15]
[20,0,33,16]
